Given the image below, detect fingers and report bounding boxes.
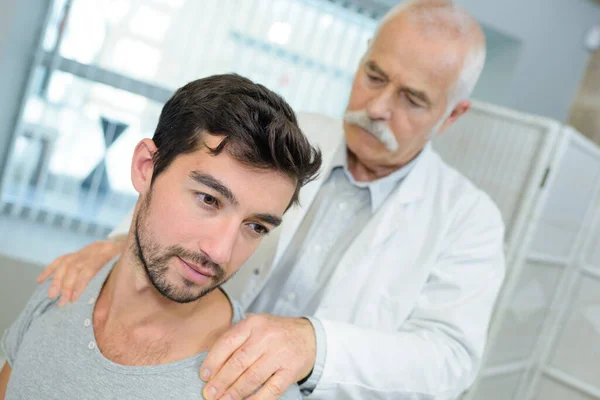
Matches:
[40,239,123,303]
[246,371,292,400]
[221,356,289,400]
[58,263,80,306]
[36,256,63,283]
[202,315,315,400]
[70,266,100,302]
[204,345,263,400]
[49,254,83,305]
[200,322,253,399]
[48,259,69,300]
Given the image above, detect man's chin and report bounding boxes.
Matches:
[159,286,211,304]
[148,274,213,304]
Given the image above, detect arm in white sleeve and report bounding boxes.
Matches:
[310,195,506,399]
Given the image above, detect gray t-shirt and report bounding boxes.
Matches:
[1,261,301,399]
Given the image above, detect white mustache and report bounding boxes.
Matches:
[343,110,399,152]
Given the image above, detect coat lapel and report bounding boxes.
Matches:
[369,144,433,248]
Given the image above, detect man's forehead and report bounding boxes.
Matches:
[368,27,464,97]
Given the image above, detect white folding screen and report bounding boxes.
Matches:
[434,105,600,400]
[523,130,600,400]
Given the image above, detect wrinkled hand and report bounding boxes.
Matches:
[36,235,127,306]
[200,314,317,400]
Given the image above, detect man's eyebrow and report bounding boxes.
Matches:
[189,172,237,205]
[366,61,389,80]
[252,213,282,228]
[403,87,432,106]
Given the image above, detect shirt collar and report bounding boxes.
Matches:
[328,143,423,212]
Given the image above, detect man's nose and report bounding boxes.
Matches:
[366,89,393,121]
[198,219,238,266]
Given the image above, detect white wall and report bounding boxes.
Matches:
[458,0,600,121]
[0,0,51,185]
[472,26,523,107]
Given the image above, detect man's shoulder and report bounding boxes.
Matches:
[1,279,57,366]
[13,279,57,321]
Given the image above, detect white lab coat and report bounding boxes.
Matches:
[112,113,506,400]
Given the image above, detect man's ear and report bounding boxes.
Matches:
[437,100,471,136]
[131,139,158,195]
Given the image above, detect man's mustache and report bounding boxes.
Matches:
[343,110,399,151]
[166,245,225,279]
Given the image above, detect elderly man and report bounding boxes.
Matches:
[33,1,505,399]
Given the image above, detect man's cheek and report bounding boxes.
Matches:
[154,196,193,228]
[234,242,260,271]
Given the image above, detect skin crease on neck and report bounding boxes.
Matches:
[344,11,473,182]
[92,135,296,366]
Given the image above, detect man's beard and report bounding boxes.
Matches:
[132,194,227,303]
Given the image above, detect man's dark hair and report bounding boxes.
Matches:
[151,74,322,207]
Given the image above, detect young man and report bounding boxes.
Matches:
[0,74,321,399]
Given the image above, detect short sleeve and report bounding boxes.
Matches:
[1,280,55,366]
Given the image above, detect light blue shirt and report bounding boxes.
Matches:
[248,143,421,393]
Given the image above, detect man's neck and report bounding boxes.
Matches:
[92,250,233,365]
[99,253,212,322]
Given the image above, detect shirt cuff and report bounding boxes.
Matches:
[299,316,327,395]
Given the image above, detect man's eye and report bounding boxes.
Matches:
[405,95,422,108]
[198,193,219,208]
[248,223,269,236]
[407,97,420,107]
[367,74,383,83]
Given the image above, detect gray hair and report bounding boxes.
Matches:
[376,0,486,109]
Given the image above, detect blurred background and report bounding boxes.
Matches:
[2,0,600,399]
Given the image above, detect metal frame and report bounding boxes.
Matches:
[543,367,600,399]
[38,53,173,103]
